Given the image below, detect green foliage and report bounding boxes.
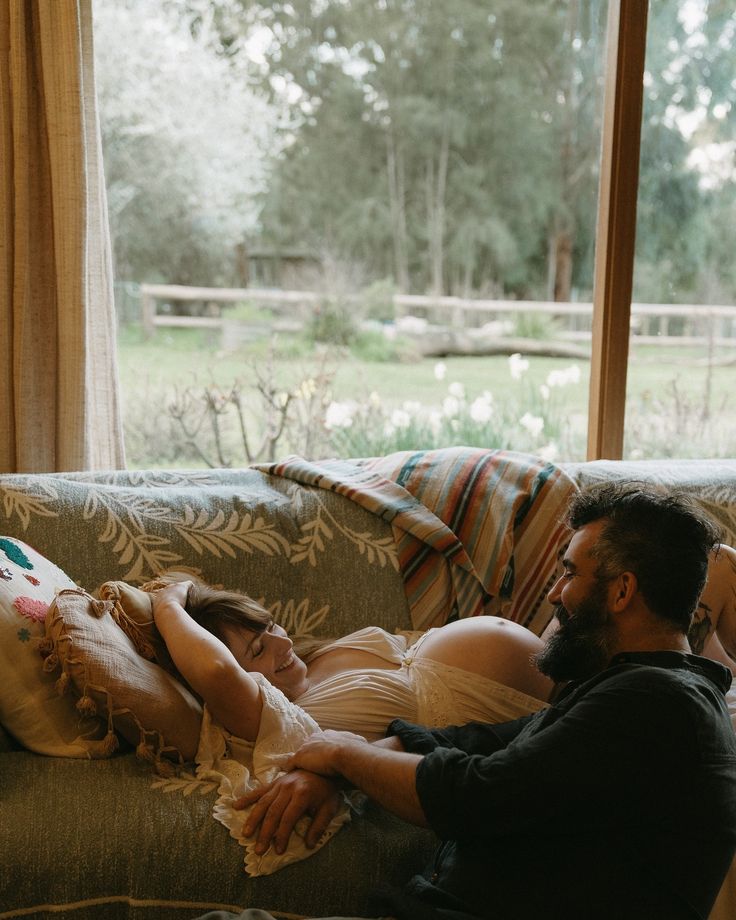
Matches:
[97,0,736,312]
[510,311,561,341]
[307,301,357,346]
[350,329,418,363]
[361,279,397,323]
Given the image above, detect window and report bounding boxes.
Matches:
[93,0,732,469]
[625,0,736,458]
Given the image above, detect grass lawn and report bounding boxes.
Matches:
[117,325,736,468]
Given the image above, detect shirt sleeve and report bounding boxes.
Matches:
[387,713,537,756]
[412,672,696,843]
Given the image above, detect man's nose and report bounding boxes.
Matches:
[547,575,563,604]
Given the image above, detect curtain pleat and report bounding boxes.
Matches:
[0,0,125,472]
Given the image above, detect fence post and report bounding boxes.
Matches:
[141,288,156,339]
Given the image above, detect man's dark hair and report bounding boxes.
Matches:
[566,482,722,632]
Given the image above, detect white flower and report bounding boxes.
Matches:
[519,412,544,438]
[402,401,422,415]
[324,401,354,429]
[539,384,550,401]
[546,365,582,388]
[434,362,447,381]
[509,353,529,380]
[390,408,412,430]
[276,391,290,408]
[538,442,558,462]
[448,381,465,400]
[294,378,317,400]
[368,391,382,408]
[469,395,494,424]
[428,411,443,436]
[442,395,462,417]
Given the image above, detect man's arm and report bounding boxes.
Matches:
[236,733,420,855]
[288,730,428,827]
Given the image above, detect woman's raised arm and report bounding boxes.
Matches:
[152,582,264,740]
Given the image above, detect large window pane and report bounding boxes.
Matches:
[95,0,610,468]
[626,0,736,459]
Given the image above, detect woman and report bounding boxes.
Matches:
[151,580,554,745]
[151,579,556,874]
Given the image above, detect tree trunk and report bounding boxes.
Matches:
[553,224,573,302]
[426,118,450,296]
[386,129,410,292]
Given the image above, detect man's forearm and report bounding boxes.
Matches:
[333,741,428,827]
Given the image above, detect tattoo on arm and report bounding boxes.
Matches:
[689,603,713,655]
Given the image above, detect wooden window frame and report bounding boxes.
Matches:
[587,0,649,460]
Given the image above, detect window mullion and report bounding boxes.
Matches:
[587,0,649,460]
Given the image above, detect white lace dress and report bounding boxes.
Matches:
[297,626,547,735]
[194,626,547,876]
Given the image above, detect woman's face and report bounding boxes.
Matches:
[219,621,309,700]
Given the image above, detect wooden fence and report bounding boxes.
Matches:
[139,283,736,349]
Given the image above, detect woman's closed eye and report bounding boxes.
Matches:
[250,624,274,658]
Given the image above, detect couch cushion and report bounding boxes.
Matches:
[0,536,110,755]
[562,458,736,546]
[0,750,435,920]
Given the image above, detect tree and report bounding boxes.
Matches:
[93,0,278,285]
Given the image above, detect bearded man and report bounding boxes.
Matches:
[199,483,736,920]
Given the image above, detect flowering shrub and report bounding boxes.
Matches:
[324,354,585,461]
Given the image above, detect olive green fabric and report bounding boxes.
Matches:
[0,751,435,920]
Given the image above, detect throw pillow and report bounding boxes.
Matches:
[44,588,202,765]
[0,536,108,755]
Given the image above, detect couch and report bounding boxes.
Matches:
[1,450,735,920]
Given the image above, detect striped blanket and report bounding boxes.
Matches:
[255,448,578,635]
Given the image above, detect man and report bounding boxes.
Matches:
[201,483,736,920]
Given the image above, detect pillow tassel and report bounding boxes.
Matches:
[42,652,59,673]
[90,598,114,619]
[76,694,97,717]
[37,637,55,658]
[136,738,156,763]
[55,671,70,696]
[101,730,119,756]
[108,598,157,662]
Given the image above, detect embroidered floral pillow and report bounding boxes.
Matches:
[0,537,108,755]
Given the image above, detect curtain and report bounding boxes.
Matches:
[0,0,125,472]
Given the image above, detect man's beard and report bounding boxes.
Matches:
[534,578,615,683]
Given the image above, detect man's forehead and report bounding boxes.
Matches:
[566,520,606,561]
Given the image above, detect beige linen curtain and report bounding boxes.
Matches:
[0,0,125,472]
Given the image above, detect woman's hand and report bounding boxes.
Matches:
[151,580,192,620]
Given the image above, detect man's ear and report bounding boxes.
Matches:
[609,571,638,612]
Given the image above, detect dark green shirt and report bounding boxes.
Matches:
[376,652,736,920]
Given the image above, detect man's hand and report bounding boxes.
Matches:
[234,770,343,855]
[285,728,368,777]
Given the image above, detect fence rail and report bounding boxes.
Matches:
[138,283,736,348]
